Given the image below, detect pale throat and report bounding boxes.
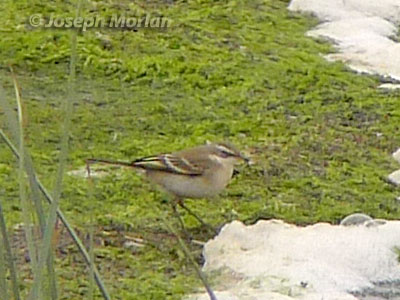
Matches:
[208,154,225,164]
[208,154,235,173]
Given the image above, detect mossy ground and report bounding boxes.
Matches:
[0,0,399,299]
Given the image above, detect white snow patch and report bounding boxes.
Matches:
[288,0,400,80]
[187,219,400,300]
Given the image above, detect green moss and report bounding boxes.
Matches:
[0,0,399,298]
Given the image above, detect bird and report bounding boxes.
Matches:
[87,141,249,231]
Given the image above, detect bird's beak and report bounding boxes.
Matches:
[239,153,251,165]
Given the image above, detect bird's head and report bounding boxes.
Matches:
[207,141,249,165]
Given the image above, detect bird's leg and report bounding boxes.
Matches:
[177,199,216,234]
[171,199,192,240]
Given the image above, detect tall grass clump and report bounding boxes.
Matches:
[0,2,110,299]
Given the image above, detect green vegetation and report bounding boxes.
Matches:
[0,0,399,299]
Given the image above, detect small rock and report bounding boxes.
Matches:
[123,240,145,250]
[393,148,400,164]
[365,219,387,227]
[67,166,110,178]
[378,84,400,90]
[340,213,373,226]
[388,170,400,186]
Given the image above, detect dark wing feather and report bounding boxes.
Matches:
[132,154,203,175]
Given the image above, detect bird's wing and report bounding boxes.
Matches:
[132,154,204,175]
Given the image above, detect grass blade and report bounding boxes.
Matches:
[0,235,8,300]
[28,0,80,297]
[9,68,41,297]
[25,152,58,300]
[86,165,96,300]
[0,93,21,300]
[2,70,59,299]
[0,129,111,300]
[0,202,10,300]
[0,200,21,300]
[160,214,217,300]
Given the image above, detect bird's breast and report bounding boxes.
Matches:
[146,165,234,199]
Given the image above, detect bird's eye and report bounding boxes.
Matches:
[216,145,236,158]
[220,150,232,158]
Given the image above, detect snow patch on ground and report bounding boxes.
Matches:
[288,0,400,80]
[187,219,400,300]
